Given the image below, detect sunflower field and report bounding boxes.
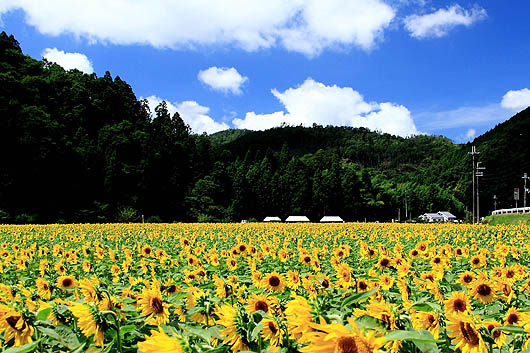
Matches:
[0,222,529,352]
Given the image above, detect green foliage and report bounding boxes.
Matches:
[1,31,529,223]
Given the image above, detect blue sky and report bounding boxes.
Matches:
[1,1,529,142]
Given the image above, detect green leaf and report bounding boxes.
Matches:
[100,337,116,353]
[120,304,137,312]
[38,326,81,350]
[36,307,52,321]
[385,329,441,353]
[69,342,87,353]
[119,324,136,339]
[492,325,526,334]
[3,340,41,353]
[340,288,377,310]
[250,322,264,342]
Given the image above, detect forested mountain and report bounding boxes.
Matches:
[1,31,529,223]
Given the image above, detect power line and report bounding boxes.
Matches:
[468,146,480,224]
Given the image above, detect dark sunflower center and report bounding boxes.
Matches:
[336,336,359,353]
[420,245,426,251]
[472,258,480,265]
[168,285,177,294]
[427,315,435,326]
[151,297,164,314]
[463,275,473,283]
[6,316,20,330]
[43,283,49,290]
[368,249,375,256]
[255,300,269,313]
[456,249,462,255]
[506,271,514,278]
[359,281,368,290]
[459,322,480,346]
[433,257,441,264]
[239,245,246,252]
[303,256,311,263]
[338,251,344,257]
[507,313,519,325]
[230,260,236,267]
[454,299,466,312]
[62,278,73,287]
[477,284,491,296]
[411,250,418,256]
[268,276,280,287]
[380,258,390,267]
[322,279,329,288]
[268,321,278,334]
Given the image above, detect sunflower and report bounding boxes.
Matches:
[247,293,274,315]
[379,274,394,291]
[354,300,397,330]
[482,320,507,348]
[376,256,393,271]
[262,272,285,293]
[300,317,385,353]
[299,254,313,266]
[504,307,527,326]
[458,271,475,288]
[285,295,313,341]
[286,270,301,290]
[470,255,486,269]
[226,257,238,271]
[69,302,104,347]
[471,278,496,304]
[357,278,371,292]
[261,318,283,348]
[215,304,248,352]
[0,305,34,347]
[138,286,170,325]
[141,245,152,257]
[410,310,440,339]
[336,263,354,289]
[138,329,186,353]
[57,275,76,291]
[79,276,100,304]
[446,314,487,353]
[36,277,51,300]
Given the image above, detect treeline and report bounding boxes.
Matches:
[1,32,528,223]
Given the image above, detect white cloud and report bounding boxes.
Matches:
[465,128,476,140]
[232,78,419,137]
[198,67,248,95]
[1,0,395,56]
[501,88,530,111]
[144,95,228,135]
[404,5,487,39]
[42,48,94,73]
[416,104,510,132]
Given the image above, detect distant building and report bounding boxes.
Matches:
[420,211,457,223]
[263,216,282,222]
[438,211,457,222]
[285,216,310,222]
[320,216,344,223]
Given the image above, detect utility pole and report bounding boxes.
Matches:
[405,189,408,220]
[493,195,497,211]
[476,161,485,223]
[523,173,530,213]
[468,146,480,224]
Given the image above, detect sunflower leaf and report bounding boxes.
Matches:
[340,288,377,310]
[36,307,52,321]
[2,339,41,353]
[492,325,526,334]
[250,322,264,341]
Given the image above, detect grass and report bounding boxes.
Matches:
[484,212,530,225]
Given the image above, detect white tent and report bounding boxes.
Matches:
[263,216,282,222]
[285,216,310,222]
[320,216,344,223]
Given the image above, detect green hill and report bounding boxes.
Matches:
[1,30,529,223]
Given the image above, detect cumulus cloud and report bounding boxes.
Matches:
[144,95,228,134]
[501,88,530,111]
[42,48,94,73]
[1,0,394,56]
[465,128,476,140]
[404,4,487,39]
[232,78,419,137]
[198,67,248,95]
